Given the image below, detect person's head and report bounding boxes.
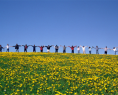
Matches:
[89,47,90,48]
[113,47,115,49]
[34,44,35,46]
[0,45,1,47]
[106,46,107,48]
[7,44,9,46]
[64,45,65,47]
[26,44,27,46]
[83,46,84,47]
[72,45,73,47]
[78,46,79,47]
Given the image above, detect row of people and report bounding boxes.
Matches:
[0,44,118,55]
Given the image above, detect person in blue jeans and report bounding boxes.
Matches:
[12,44,22,52]
[0,45,5,52]
[92,46,101,54]
[31,45,38,52]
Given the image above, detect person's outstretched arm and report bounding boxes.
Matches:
[80,45,82,48]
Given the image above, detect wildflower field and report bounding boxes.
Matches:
[0,52,118,95]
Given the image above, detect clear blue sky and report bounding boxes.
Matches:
[0,0,118,54]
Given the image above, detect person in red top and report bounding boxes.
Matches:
[68,45,77,53]
[22,44,30,52]
[38,46,45,52]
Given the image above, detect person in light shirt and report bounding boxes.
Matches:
[5,44,12,52]
[80,45,88,54]
[60,45,67,53]
[101,46,110,54]
[77,46,80,54]
[88,47,93,54]
[92,46,101,54]
[110,47,118,55]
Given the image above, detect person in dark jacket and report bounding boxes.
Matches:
[31,45,38,52]
[68,45,77,53]
[38,46,45,52]
[0,45,4,52]
[53,45,60,53]
[22,44,30,52]
[12,44,22,52]
[45,45,53,53]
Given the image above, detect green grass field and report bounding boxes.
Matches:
[0,52,118,95]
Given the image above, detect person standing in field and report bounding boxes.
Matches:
[80,45,88,54]
[38,46,45,52]
[53,45,60,53]
[77,46,80,54]
[68,45,77,53]
[22,44,30,52]
[45,45,53,53]
[101,46,110,54]
[88,46,93,54]
[92,46,101,54]
[31,45,38,52]
[60,45,67,53]
[12,44,22,52]
[0,45,5,52]
[110,47,118,55]
[5,44,12,52]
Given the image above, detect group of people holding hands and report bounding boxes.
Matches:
[0,44,118,55]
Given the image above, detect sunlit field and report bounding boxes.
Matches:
[0,52,118,95]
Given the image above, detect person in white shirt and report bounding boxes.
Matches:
[77,46,80,53]
[5,44,12,52]
[110,47,118,55]
[101,46,110,54]
[80,45,88,54]
[88,47,93,54]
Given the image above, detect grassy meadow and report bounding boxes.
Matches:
[0,52,118,95]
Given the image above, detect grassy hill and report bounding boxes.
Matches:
[0,52,118,95]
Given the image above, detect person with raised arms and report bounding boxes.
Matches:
[101,46,110,54]
[12,44,22,52]
[0,45,5,52]
[80,45,88,54]
[68,45,77,53]
[5,44,12,52]
[45,45,53,53]
[22,44,31,52]
[92,46,101,54]
[31,45,38,52]
[110,47,118,55]
[77,46,80,54]
[88,46,93,54]
[38,46,45,52]
[60,45,68,53]
[53,45,60,53]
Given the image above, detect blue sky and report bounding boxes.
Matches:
[0,0,118,54]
